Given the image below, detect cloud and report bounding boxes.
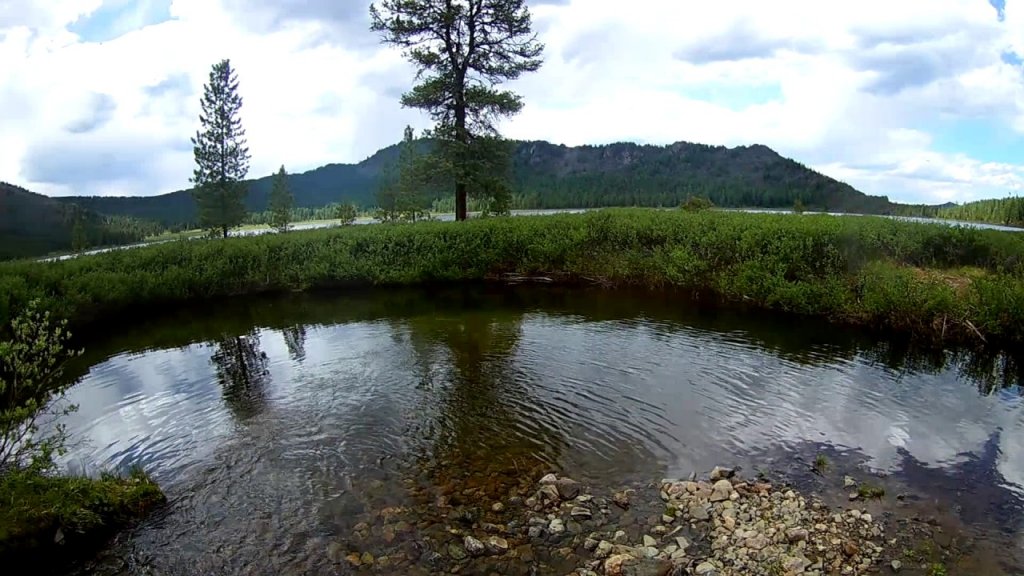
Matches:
[0,0,1021,204]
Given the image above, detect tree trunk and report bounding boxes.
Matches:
[456,182,468,222]
[455,83,468,222]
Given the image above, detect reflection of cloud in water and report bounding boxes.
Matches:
[520,318,1024,495]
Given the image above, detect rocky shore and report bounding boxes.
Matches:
[336,466,924,575]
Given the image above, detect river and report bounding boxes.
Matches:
[55,287,1024,575]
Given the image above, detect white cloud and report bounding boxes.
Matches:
[0,0,1022,203]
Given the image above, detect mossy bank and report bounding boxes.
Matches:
[2,209,1023,345]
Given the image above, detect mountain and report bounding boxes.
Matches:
[55,140,896,227]
[0,182,160,260]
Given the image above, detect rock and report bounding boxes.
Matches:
[689,504,711,521]
[595,540,614,559]
[844,476,857,488]
[584,537,599,551]
[613,490,631,509]
[539,473,558,485]
[843,540,860,557]
[571,506,593,519]
[604,554,634,576]
[786,527,809,543]
[709,479,732,502]
[694,561,718,575]
[485,536,509,555]
[862,513,873,523]
[643,535,657,547]
[54,528,65,545]
[345,552,362,567]
[360,552,374,565]
[848,492,860,501]
[745,533,768,550]
[548,518,565,534]
[491,502,505,513]
[675,536,690,552]
[464,535,486,557]
[623,558,672,576]
[891,559,903,572]
[710,466,735,481]
[613,530,628,543]
[538,484,561,503]
[781,554,811,573]
[556,478,581,500]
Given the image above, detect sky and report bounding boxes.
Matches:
[0,0,1022,204]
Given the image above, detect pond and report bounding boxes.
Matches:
[56,286,1024,575]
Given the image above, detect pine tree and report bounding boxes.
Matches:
[370,0,544,221]
[269,165,293,232]
[191,59,251,238]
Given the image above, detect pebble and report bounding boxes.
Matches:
[464,535,486,557]
[891,559,903,571]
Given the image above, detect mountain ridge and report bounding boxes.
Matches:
[49,139,896,226]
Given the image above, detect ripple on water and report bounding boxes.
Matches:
[54,290,1024,575]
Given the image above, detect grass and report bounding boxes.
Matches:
[857,482,886,500]
[0,467,165,564]
[2,208,1024,345]
[814,454,830,473]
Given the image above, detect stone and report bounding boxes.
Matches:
[491,502,505,513]
[643,535,657,547]
[709,479,732,502]
[613,530,628,543]
[844,476,857,488]
[891,559,902,572]
[613,490,631,509]
[539,473,558,485]
[694,561,718,575]
[781,554,811,573]
[584,538,599,551]
[345,552,362,567]
[571,506,593,519]
[675,536,690,551]
[549,518,565,534]
[447,542,467,561]
[843,540,860,557]
[710,466,735,481]
[604,554,634,576]
[538,484,560,503]
[786,528,809,543]
[464,535,486,557]
[485,536,509,555]
[689,504,711,521]
[623,558,672,576]
[745,533,768,550]
[595,540,614,559]
[556,478,581,500]
[862,513,873,523]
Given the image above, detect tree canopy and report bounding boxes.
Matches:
[370,0,544,220]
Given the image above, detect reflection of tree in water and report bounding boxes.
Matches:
[210,330,270,420]
[281,325,307,362]
[397,304,568,506]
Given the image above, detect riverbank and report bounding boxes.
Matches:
[0,467,165,567]
[2,209,1023,344]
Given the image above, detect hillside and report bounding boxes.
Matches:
[56,140,895,226]
[0,182,159,260]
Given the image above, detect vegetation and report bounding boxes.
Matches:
[857,483,886,500]
[51,139,903,230]
[335,203,358,225]
[793,198,806,214]
[370,0,544,221]
[897,196,1024,228]
[269,165,293,232]
[190,58,251,238]
[1,183,160,261]
[0,302,164,564]
[813,454,829,474]
[2,210,1023,347]
[377,126,431,222]
[680,195,714,212]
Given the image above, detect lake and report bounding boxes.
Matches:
[56,286,1024,575]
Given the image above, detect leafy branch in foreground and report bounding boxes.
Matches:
[0,300,81,472]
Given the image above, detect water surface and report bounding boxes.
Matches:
[57,287,1024,574]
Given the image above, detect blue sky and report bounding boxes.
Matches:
[0,0,1022,204]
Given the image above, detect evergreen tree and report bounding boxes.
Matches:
[370,0,544,221]
[191,59,251,238]
[336,203,357,225]
[269,165,293,232]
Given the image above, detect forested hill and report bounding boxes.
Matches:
[0,182,160,260]
[55,139,894,226]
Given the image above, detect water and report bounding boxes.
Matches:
[54,287,1024,574]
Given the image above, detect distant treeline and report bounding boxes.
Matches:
[897,197,1024,227]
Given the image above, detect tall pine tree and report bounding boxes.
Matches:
[269,165,293,232]
[370,0,544,221]
[191,59,250,238]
